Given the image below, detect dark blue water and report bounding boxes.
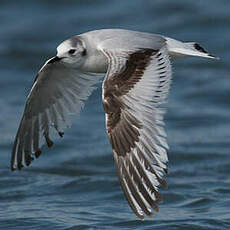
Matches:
[0,1,230,229]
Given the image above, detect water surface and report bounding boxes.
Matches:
[0,1,230,229]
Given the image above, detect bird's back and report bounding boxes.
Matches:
[80,29,217,60]
[80,29,166,52]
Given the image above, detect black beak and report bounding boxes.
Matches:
[47,56,62,64]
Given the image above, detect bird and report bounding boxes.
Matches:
[11,29,218,219]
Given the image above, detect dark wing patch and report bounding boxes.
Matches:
[103,49,158,97]
[103,49,158,156]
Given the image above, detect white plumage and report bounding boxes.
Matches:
[11,29,217,219]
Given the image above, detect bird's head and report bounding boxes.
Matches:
[55,36,87,67]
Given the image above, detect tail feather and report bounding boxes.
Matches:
[165,37,219,60]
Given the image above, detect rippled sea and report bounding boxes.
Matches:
[0,1,230,229]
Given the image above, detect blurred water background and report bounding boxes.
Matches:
[0,0,230,229]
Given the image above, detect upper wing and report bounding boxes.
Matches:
[11,57,101,170]
[101,46,172,219]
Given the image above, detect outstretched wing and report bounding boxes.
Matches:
[11,57,101,170]
[102,46,172,219]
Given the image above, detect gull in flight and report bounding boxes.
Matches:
[11,29,217,219]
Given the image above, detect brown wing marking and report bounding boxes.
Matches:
[103,49,158,157]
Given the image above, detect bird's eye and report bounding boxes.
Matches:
[68,49,76,55]
[81,49,87,56]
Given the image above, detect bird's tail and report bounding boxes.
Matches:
[165,37,219,59]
